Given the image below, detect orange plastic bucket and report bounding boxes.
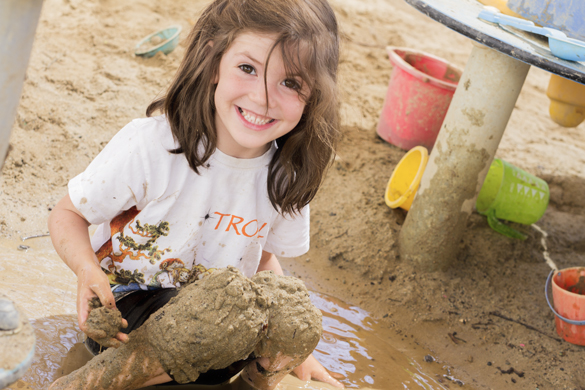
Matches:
[545,268,585,345]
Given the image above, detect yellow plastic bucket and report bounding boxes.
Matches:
[385,146,429,211]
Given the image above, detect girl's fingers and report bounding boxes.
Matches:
[78,318,88,333]
[116,332,129,344]
[77,295,91,329]
[91,282,115,309]
[329,372,344,380]
[85,328,107,339]
[295,355,345,389]
[101,338,121,348]
[296,368,344,388]
[316,373,344,388]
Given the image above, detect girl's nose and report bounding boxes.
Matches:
[249,79,275,109]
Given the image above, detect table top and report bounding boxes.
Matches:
[404,0,585,84]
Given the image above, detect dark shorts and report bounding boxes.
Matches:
[85,288,253,386]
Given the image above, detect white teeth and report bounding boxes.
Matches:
[240,108,272,125]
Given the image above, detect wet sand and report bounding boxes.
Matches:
[3,0,585,388]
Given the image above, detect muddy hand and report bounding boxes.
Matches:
[83,297,129,347]
[77,264,129,346]
[84,306,129,348]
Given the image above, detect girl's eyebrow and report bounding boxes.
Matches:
[236,51,262,65]
[236,51,303,79]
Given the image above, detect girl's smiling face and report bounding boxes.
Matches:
[214,32,309,159]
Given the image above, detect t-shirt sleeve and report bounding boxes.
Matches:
[68,120,152,225]
[262,205,310,258]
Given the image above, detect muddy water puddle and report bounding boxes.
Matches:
[2,238,467,389]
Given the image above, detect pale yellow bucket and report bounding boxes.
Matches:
[547,74,585,128]
[384,146,429,211]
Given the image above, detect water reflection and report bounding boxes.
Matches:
[310,292,453,390]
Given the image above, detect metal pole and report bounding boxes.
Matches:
[398,43,530,271]
[0,0,44,168]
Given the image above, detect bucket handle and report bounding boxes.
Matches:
[486,209,527,240]
[545,270,585,326]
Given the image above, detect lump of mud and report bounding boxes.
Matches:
[85,298,123,347]
[251,271,322,359]
[144,266,270,384]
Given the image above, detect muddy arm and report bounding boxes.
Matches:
[48,328,167,390]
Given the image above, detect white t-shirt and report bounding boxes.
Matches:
[69,116,309,289]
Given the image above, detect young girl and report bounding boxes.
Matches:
[48,0,342,388]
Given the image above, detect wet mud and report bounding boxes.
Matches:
[84,298,123,347]
[51,267,321,389]
[250,271,322,360]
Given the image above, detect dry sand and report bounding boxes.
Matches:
[4,0,585,389]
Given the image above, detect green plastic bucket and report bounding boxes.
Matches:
[476,159,549,239]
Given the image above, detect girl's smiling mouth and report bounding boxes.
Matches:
[237,106,276,128]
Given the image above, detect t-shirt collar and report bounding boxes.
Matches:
[211,141,276,169]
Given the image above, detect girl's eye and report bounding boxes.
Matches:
[239,64,256,75]
[283,78,301,90]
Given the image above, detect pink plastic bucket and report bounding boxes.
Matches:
[377,47,462,151]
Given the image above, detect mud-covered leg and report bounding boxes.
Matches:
[243,272,323,390]
[49,328,166,390]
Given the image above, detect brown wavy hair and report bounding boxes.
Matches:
[146,0,339,216]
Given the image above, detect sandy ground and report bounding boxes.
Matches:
[4,0,585,389]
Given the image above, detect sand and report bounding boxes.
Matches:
[4,0,585,388]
